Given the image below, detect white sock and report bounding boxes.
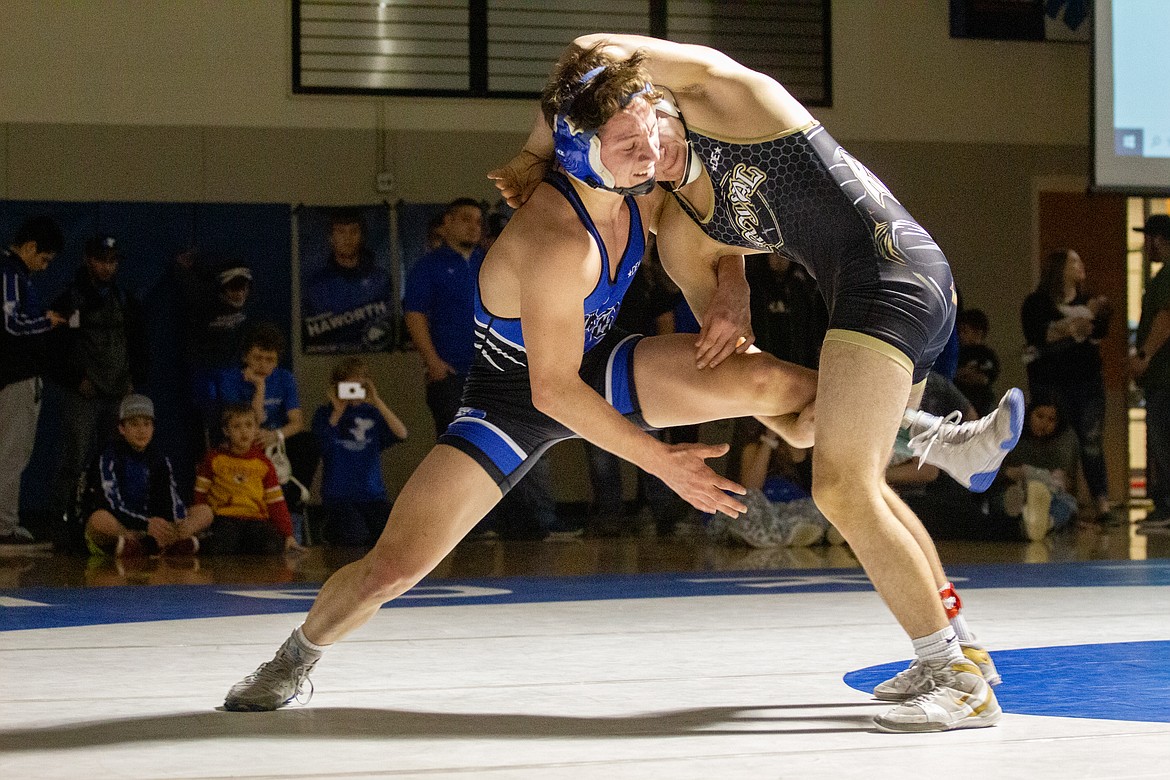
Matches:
[286,625,329,664]
[950,613,975,643]
[902,408,927,428]
[912,626,964,665]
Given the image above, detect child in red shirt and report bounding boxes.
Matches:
[189,404,299,554]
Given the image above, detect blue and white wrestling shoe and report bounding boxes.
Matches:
[907,387,1025,493]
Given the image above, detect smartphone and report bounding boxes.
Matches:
[337,381,367,400]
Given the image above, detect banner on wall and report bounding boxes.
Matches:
[299,204,396,354]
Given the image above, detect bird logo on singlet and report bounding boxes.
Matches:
[720,163,784,251]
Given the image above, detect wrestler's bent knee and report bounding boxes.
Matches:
[356,553,426,605]
[810,470,880,526]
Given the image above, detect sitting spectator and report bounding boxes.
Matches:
[199,323,318,508]
[709,419,832,549]
[189,404,298,554]
[313,357,408,546]
[953,309,1000,416]
[992,395,1080,540]
[80,395,210,558]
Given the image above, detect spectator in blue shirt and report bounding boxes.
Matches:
[1,215,66,553]
[312,356,407,546]
[403,198,485,435]
[200,323,318,507]
[303,208,394,353]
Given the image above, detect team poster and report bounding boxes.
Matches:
[299,205,395,354]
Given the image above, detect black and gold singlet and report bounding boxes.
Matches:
[671,121,957,381]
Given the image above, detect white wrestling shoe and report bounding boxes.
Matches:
[906,388,1025,493]
[873,659,1002,733]
[873,641,1002,702]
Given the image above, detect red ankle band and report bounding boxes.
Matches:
[938,582,962,619]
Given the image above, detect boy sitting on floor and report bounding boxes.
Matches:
[189,403,299,554]
[81,394,210,557]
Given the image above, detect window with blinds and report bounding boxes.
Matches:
[292,0,830,106]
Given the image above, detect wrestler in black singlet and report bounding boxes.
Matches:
[670,121,956,382]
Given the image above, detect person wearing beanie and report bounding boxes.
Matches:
[46,234,150,540]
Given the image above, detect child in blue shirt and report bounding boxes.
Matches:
[199,323,303,447]
[312,357,407,546]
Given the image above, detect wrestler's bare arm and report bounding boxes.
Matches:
[651,198,759,366]
[571,34,812,139]
[500,192,747,516]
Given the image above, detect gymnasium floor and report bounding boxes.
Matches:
[2,521,1169,779]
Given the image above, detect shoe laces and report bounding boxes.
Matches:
[900,661,974,709]
[890,658,930,688]
[906,410,964,464]
[246,656,316,706]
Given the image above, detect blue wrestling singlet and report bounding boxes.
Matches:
[671,121,957,382]
[438,172,653,491]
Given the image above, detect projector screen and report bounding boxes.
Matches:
[1093,0,1170,194]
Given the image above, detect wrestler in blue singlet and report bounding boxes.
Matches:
[438,172,654,490]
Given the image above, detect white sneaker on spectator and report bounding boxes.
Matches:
[1021,480,1053,542]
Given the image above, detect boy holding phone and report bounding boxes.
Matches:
[312,357,409,546]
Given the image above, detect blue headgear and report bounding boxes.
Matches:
[553,65,656,197]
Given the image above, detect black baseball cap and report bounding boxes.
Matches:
[1135,214,1170,241]
[84,234,122,260]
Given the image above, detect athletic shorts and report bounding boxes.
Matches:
[438,329,651,493]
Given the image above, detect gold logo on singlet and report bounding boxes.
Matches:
[722,163,784,251]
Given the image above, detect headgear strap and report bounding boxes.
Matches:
[654,97,704,190]
[553,66,657,196]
